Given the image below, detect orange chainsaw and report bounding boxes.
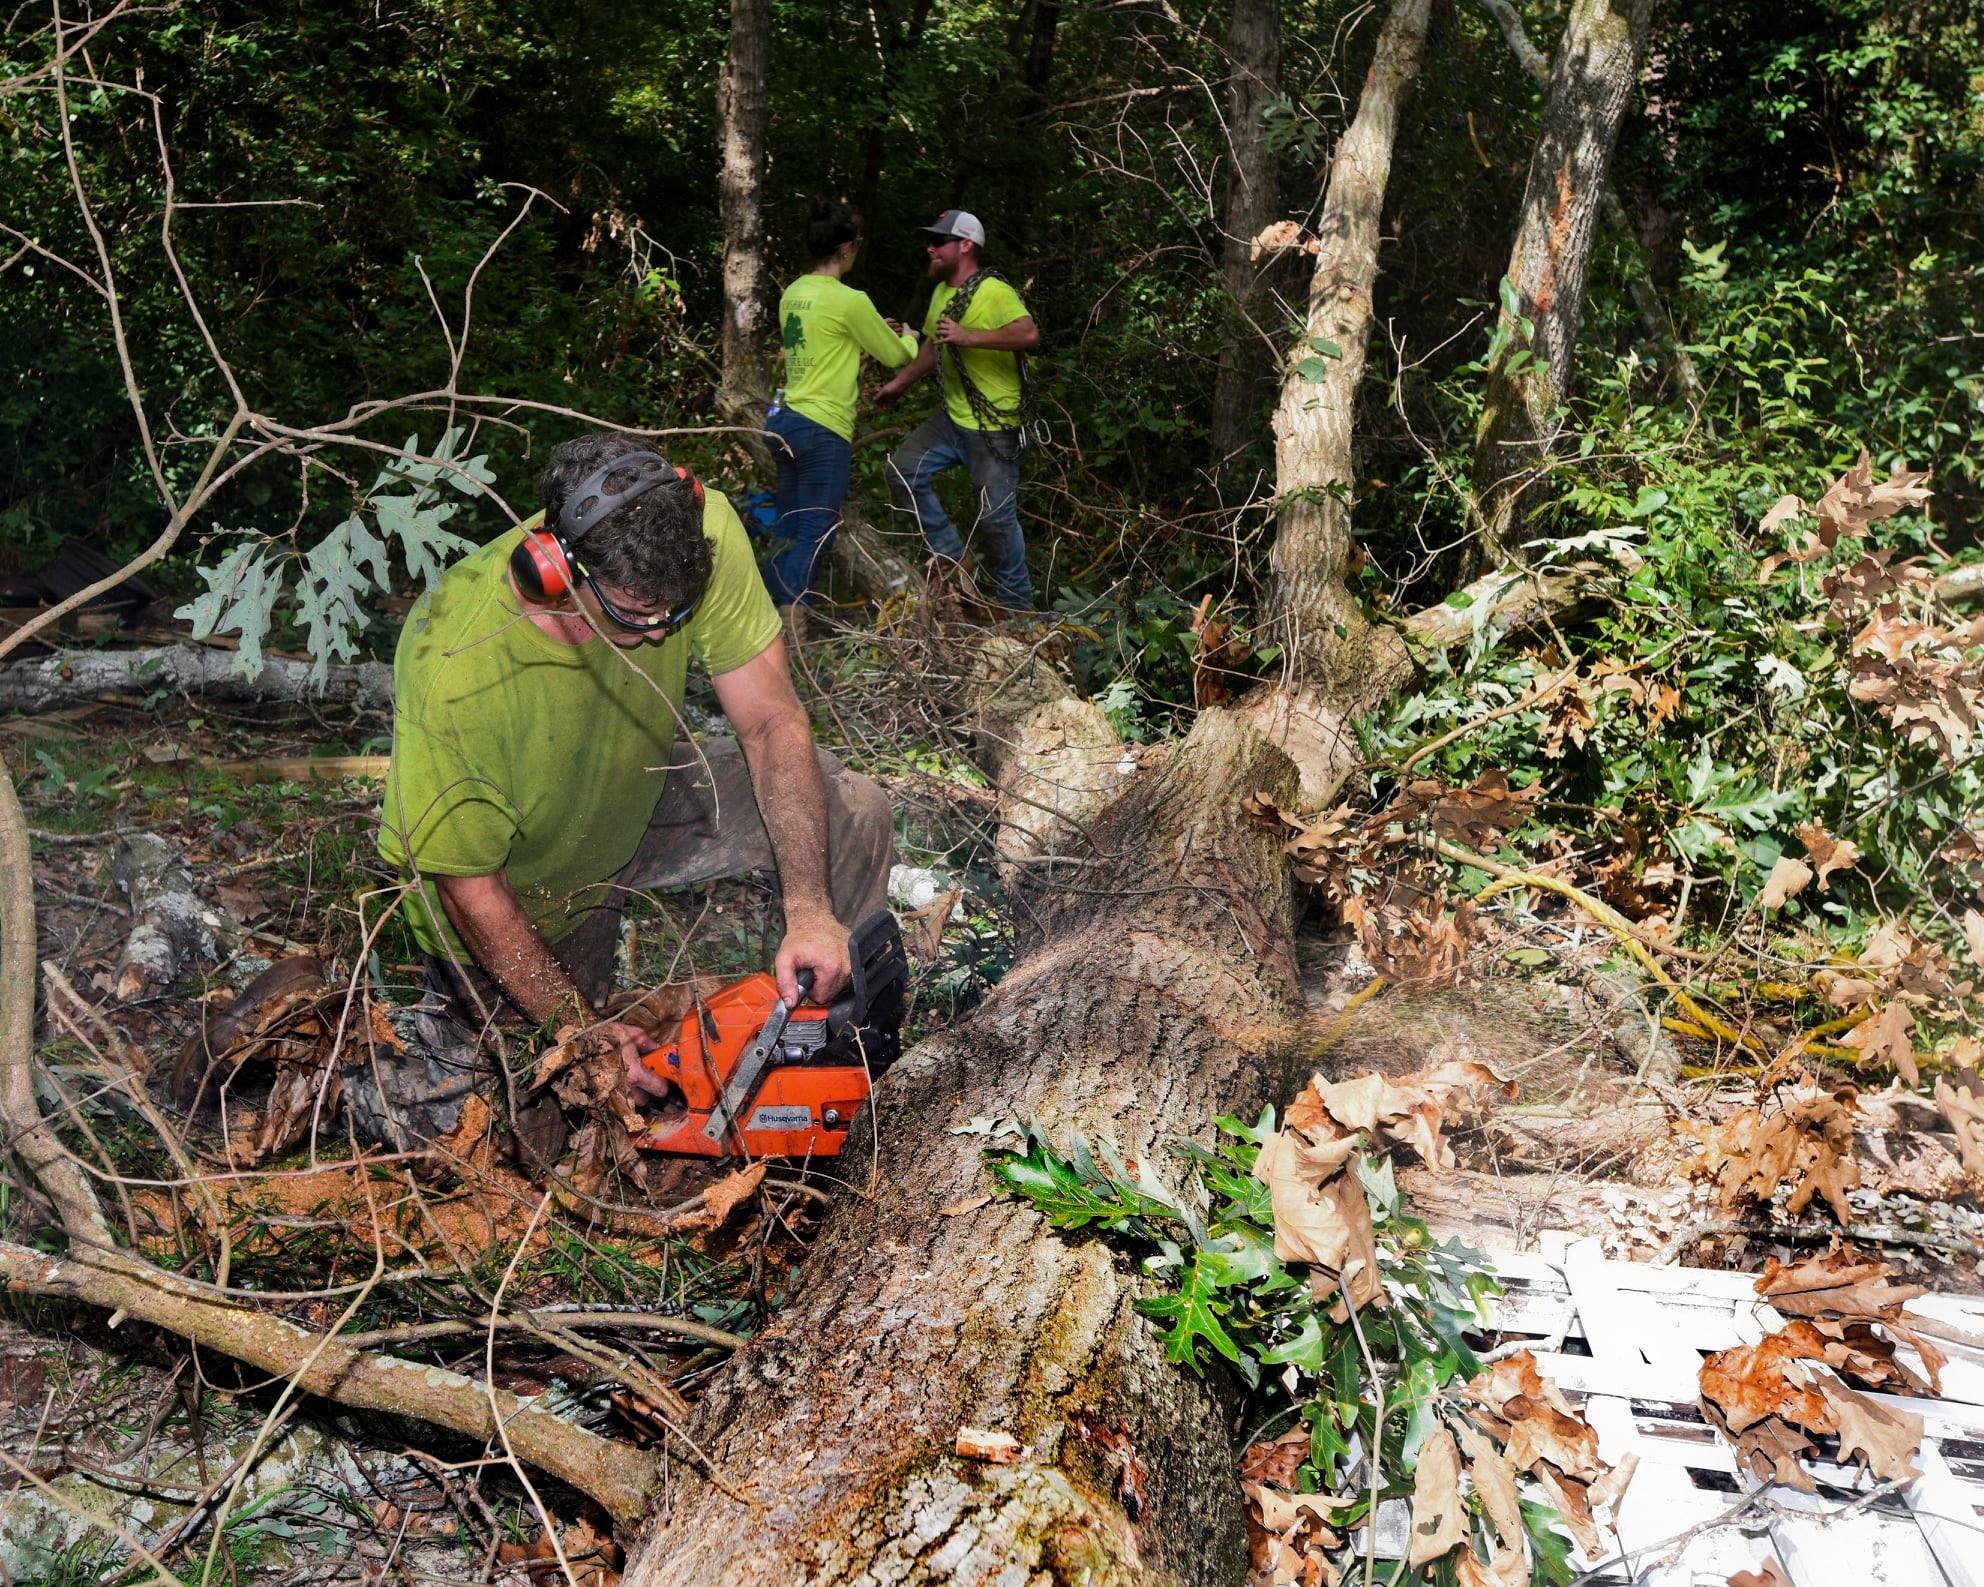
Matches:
[630,910,906,1159]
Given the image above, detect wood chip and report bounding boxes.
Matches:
[956,1426,1022,1463]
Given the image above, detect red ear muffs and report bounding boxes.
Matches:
[510,527,576,600]
[512,450,705,603]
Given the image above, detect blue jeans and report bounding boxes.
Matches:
[764,406,852,607]
[886,411,1032,610]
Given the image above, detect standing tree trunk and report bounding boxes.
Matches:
[1021,0,1064,110]
[1472,0,1656,562]
[1209,0,1283,475]
[1475,0,1697,407]
[1243,0,1433,801]
[716,0,771,429]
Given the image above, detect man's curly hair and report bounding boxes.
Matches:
[536,432,712,607]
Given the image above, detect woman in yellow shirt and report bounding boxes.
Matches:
[765,199,919,612]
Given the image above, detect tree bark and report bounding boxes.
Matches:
[717,0,772,429]
[1474,0,1697,406]
[624,708,1304,1586]
[1210,0,1283,474]
[1473,0,1656,562]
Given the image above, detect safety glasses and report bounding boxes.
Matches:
[580,568,701,635]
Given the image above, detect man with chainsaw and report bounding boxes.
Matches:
[875,209,1042,611]
[363,431,898,1159]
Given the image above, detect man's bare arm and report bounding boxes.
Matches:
[873,335,937,405]
[711,637,850,1004]
[934,313,1040,353]
[433,872,664,1094]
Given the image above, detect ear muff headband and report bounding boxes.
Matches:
[509,450,705,603]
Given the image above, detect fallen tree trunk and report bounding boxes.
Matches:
[0,645,393,714]
[624,706,1305,1585]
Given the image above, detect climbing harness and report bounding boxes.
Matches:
[933,268,1046,461]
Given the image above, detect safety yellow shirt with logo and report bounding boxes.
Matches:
[777,275,918,441]
[377,494,780,955]
[925,274,1029,431]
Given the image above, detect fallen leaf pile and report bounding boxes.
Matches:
[1758,454,1983,768]
[1697,1244,1937,1488]
[1441,1349,1623,1581]
[495,1511,621,1586]
[1255,1060,1516,1318]
[174,956,396,1164]
[1683,1080,1859,1224]
[1240,1424,1352,1587]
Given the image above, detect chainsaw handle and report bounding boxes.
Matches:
[795,967,816,1004]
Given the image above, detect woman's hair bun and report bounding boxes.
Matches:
[807,198,863,262]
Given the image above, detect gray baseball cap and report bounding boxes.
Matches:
[921,209,986,246]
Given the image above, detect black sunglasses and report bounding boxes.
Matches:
[580,567,701,634]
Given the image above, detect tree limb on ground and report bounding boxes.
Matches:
[0,1238,660,1526]
[0,645,393,715]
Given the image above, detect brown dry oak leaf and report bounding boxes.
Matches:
[1962,909,1984,971]
[1699,1327,1835,1437]
[1252,1127,1384,1315]
[1540,681,1597,759]
[1756,451,1931,580]
[1684,1085,1860,1224]
[1757,855,1814,910]
[1240,1424,1313,1489]
[1528,1462,1601,1561]
[1340,891,1473,987]
[1242,1480,1346,1587]
[1933,1069,1984,1180]
[1464,1353,1606,1483]
[1456,1542,1529,1587]
[1456,1423,1523,1551]
[1421,769,1539,851]
[1406,1427,1467,1568]
[1942,828,1984,867]
[1840,999,1919,1085]
[1818,1378,1922,1483]
[669,1161,767,1233]
[907,886,962,963]
[1756,1243,1947,1394]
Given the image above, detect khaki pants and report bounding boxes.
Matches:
[347,739,897,1156]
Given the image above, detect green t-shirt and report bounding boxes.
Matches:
[778,275,918,442]
[377,494,781,956]
[926,274,1030,432]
